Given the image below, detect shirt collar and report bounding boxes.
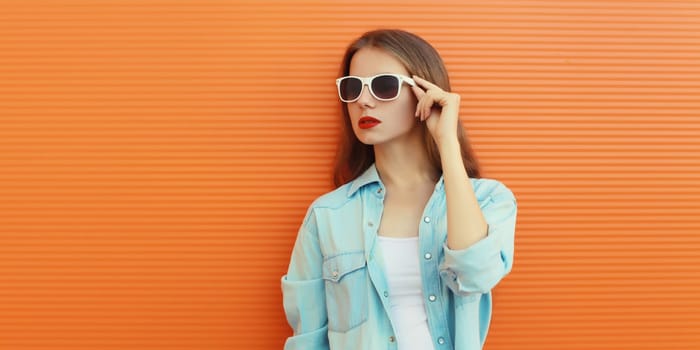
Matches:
[347,164,381,197]
[346,163,446,197]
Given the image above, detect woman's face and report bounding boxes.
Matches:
[346,47,420,146]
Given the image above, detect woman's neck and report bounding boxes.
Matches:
[373,137,439,188]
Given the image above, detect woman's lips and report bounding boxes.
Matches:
[358,116,381,129]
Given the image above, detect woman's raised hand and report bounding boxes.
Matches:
[411,75,461,146]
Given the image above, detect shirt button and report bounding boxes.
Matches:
[423,216,431,223]
[368,222,374,227]
[389,335,396,343]
[438,337,445,345]
[424,253,432,260]
[429,294,437,302]
[332,271,339,278]
[377,188,383,194]
[383,291,389,297]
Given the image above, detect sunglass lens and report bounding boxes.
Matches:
[339,77,362,101]
[371,75,400,100]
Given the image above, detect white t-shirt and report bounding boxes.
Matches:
[377,236,436,350]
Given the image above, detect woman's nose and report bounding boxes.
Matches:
[354,84,375,107]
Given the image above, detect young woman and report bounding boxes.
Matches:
[281,29,517,350]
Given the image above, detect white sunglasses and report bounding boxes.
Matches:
[336,74,416,103]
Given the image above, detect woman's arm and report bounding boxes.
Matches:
[439,137,489,250]
[412,75,487,250]
[412,76,517,295]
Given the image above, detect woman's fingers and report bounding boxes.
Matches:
[413,88,439,121]
[415,99,425,119]
[412,75,454,121]
[417,93,432,121]
[423,95,432,120]
[411,84,425,99]
[411,85,425,118]
[412,75,440,90]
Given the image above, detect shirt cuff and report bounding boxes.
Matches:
[439,230,508,295]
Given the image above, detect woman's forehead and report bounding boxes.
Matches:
[349,47,409,77]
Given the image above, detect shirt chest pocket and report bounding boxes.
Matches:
[322,251,369,332]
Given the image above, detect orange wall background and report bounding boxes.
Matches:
[1,1,699,349]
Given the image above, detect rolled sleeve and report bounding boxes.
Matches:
[439,182,517,296]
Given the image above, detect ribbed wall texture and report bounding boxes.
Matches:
[1,1,699,349]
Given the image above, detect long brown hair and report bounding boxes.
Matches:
[333,29,480,187]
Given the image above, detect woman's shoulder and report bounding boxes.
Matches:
[307,181,357,211]
[469,177,516,203]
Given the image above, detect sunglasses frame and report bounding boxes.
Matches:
[335,73,416,103]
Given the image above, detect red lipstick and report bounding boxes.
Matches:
[358,116,381,129]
